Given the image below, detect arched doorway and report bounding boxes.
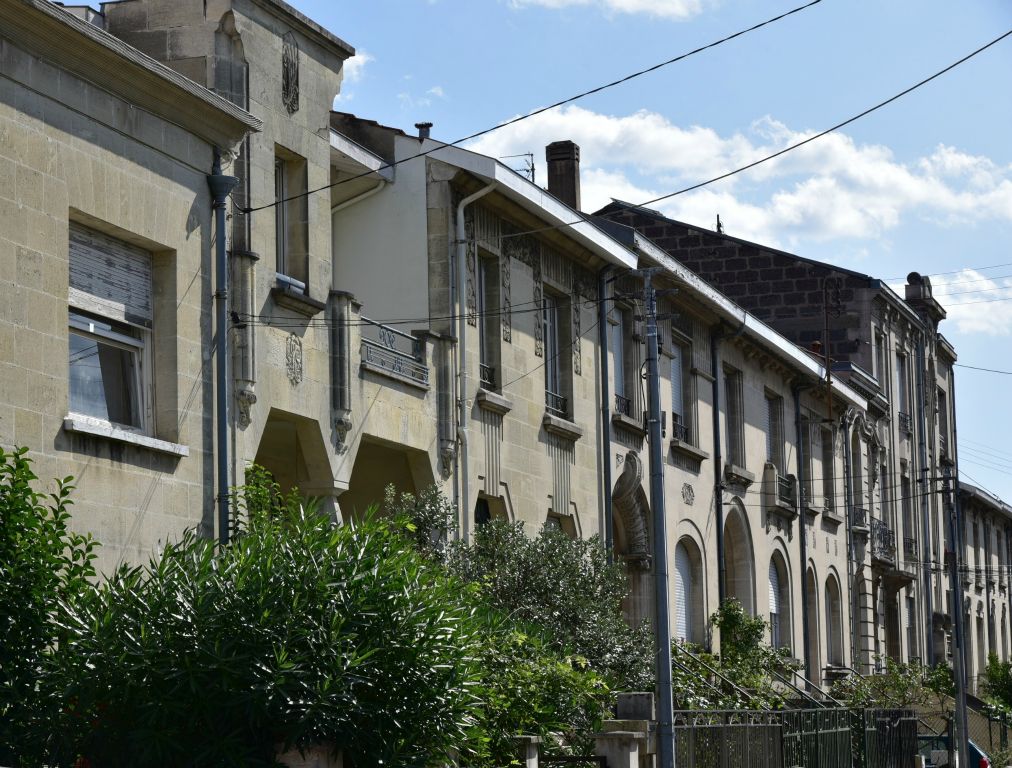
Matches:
[723,501,755,614]
[252,408,337,516]
[768,552,792,651]
[675,537,705,645]
[341,438,435,522]
[825,574,844,667]
[806,566,822,683]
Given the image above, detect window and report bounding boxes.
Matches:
[768,556,791,650]
[821,426,835,511]
[724,367,745,468]
[68,224,152,432]
[801,418,815,507]
[765,393,784,471]
[875,329,887,388]
[901,476,914,542]
[543,292,570,418]
[612,305,633,416]
[938,388,950,455]
[274,146,309,291]
[670,344,693,443]
[477,256,500,390]
[906,595,917,662]
[896,353,910,420]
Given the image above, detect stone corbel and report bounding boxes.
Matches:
[334,410,352,454]
[236,387,257,429]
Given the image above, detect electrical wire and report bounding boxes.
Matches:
[496,29,1012,243]
[954,363,1012,375]
[242,0,826,214]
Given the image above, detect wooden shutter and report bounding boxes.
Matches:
[69,224,152,328]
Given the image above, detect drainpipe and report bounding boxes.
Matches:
[598,266,615,560]
[455,182,496,542]
[208,151,239,545]
[842,408,858,669]
[330,177,386,214]
[915,328,936,664]
[794,382,814,687]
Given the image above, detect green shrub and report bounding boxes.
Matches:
[38,476,481,768]
[831,656,953,709]
[0,447,96,766]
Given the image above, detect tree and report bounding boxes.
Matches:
[36,472,482,768]
[0,447,95,766]
[831,657,953,709]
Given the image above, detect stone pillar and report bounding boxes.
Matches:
[595,693,656,768]
[515,735,541,768]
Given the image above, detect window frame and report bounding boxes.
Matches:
[724,366,745,468]
[274,146,309,292]
[765,391,785,472]
[543,290,568,418]
[477,254,501,391]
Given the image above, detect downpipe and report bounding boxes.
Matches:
[598,266,614,560]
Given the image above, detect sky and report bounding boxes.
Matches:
[297,0,1012,500]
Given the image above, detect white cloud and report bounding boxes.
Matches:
[920,270,1012,336]
[466,105,1012,250]
[427,85,446,99]
[509,0,706,20]
[334,51,373,104]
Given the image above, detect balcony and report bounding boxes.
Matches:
[479,363,496,390]
[614,393,632,417]
[777,474,794,506]
[762,464,796,535]
[852,507,869,530]
[871,518,896,566]
[897,411,913,435]
[903,537,917,561]
[545,389,568,420]
[939,433,949,458]
[360,316,429,388]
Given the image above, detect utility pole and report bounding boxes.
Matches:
[638,267,676,768]
[943,462,970,768]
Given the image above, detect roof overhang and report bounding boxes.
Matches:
[414,140,637,271]
[330,130,393,181]
[2,0,261,149]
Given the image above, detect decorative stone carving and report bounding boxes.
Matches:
[612,451,650,561]
[286,333,303,385]
[572,294,582,375]
[334,410,352,454]
[465,218,477,327]
[501,249,512,343]
[281,32,299,115]
[681,483,694,506]
[533,256,543,357]
[236,388,257,429]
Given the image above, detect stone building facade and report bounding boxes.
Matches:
[597,200,964,675]
[0,0,258,570]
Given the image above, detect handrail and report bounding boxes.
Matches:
[770,667,827,708]
[672,643,769,710]
[787,666,846,707]
[671,655,743,706]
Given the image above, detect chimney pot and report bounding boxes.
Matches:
[546,140,581,211]
[415,122,432,140]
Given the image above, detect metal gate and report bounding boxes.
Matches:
[855,709,918,768]
[672,710,784,768]
[781,709,852,768]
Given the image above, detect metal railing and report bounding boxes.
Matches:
[852,507,869,528]
[777,474,794,506]
[671,418,689,443]
[479,362,496,390]
[903,537,917,561]
[360,316,428,386]
[614,393,632,417]
[545,389,568,419]
[897,411,913,434]
[673,710,784,768]
[939,433,949,457]
[871,518,896,565]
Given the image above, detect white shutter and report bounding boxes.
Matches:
[768,559,780,615]
[674,542,691,642]
[69,224,152,328]
[670,347,683,420]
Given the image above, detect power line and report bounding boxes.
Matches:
[886,262,1012,282]
[242,0,824,215]
[499,29,1012,243]
[954,363,1012,375]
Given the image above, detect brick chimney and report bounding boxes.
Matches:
[546,140,581,211]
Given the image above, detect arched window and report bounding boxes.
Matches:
[723,502,755,614]
[675,538,705,645]
[806,566,822,682]
[825,575,844,666]
[768,554,792,651]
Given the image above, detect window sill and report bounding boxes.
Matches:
[670,439,709,463]
[271,284,326,317]
[476,389,513,416]
[724,463,755,487]
[543,413,583,441]
[822,509,845,526]
[63,416,189,458]
[611,412,645,438]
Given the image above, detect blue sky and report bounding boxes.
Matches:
[299,0,1012,500]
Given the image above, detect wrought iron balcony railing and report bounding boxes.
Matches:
[545,389,568,419]
[871,517,896,564]
[479,363,496,390]
[903,537,917,561]
[939,434,949,458]
[614,393,632,417]
[777,474,794,506]
[897,411,913,434]
[852,507,869,528]
[671,417,689,443]
[360,316,428,386]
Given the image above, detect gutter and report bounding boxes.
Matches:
[598,266,615,560]
[330,177,386,213]
[793,382,814,688]
[455,182,496,543]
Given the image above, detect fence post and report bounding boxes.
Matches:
[516,736,541,768]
